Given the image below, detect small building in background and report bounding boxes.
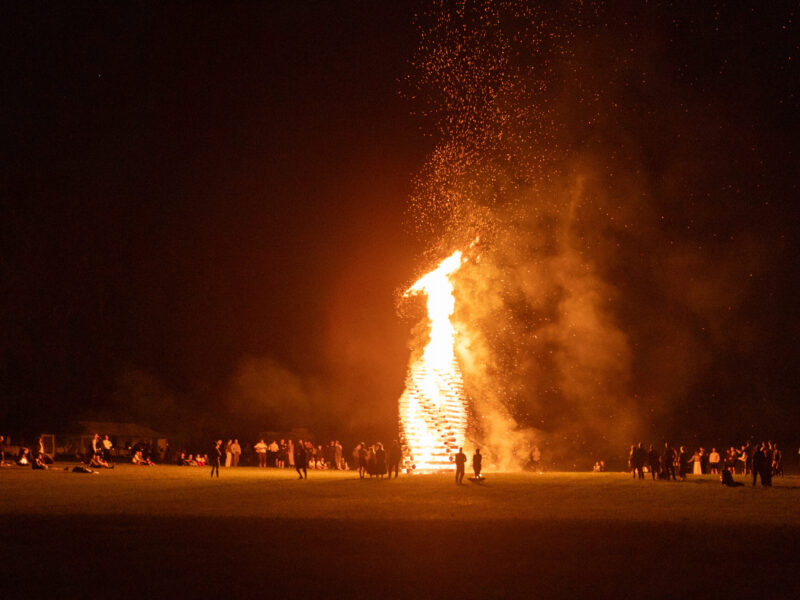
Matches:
[60,421,168,461]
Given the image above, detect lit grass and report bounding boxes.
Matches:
[2,464,798,524]
[2,465,798,598]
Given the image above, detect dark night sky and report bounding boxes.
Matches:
[2,2,429,436]
[1,2,798,446]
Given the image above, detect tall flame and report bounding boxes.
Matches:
[398,250,467,471]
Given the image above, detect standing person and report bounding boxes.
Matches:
[709,448,721,474]
[231,439,242,467]
[334,440,343,470]
[662,443,676,480]
[102,435,113,461]
[647,445,659,480]
[294,439,307,480]
[268,440,279,467]
[454,447,467,484]
[287,439,295,468]
[752,443,766,486]
[760,443,773,487]
[691,449,702,475]
[225,440,233,468]
[472,448,483,479]
[325,440,336,468]
[699,447,709,474]
[255,439,268,468]
[358,443,368,479]
[277,440,287,469]
[678,446,691,480]
[633,443,645,480]
[375,443,387,478]
[210,440,222,479]
[387,440,402,478]
[0,435,5,466]
[773,445,783,477]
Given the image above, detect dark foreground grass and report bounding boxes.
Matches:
[2,466,799,599]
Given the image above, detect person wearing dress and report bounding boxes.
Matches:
[224,440,233,467]
[374,443,387,478]
[691,450,702,475]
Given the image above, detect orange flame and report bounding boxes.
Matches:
[398,250,467,471]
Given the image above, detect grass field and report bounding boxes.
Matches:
[2,465,799,598]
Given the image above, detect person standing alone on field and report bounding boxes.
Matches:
[472,448,482,479]
[454,447,467,484]
[210,440,222,479]
[294,439,308,479]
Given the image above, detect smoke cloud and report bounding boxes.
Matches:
[404,1,792,467]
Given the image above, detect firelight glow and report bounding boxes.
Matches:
[398,250,467,471]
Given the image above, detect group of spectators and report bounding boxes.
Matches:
[626,440,784,486]
[86,433,156,467]
[1,435,55,470]
[200,439,406,478]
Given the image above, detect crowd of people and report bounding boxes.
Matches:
[626,441,784,486]
[2,430,795,487]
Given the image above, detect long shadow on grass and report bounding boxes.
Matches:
[2,516,798,599]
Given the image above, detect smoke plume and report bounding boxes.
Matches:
[404,1,792,467]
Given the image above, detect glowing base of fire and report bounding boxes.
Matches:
[398,356,467,472]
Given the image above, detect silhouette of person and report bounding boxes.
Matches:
[454,447,467,484]
[388,440,402,478]
[294,439,308,479]
[210,440,222,479]
[358,443,368,479]
[721,467,744,487]
[375,443,387,478]
[678,446,691,480]
[472,448,482,478]
[647,445,659,480]
[633,442,646,480]
[662,443,676,480]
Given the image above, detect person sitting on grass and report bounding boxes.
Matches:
[196,454,206,467]
[90,453,113,468]
[17,447,30,466]
[186,454,197,466]
[721,466,744,487]
[132,450,154,466]
[32,452,48,470]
